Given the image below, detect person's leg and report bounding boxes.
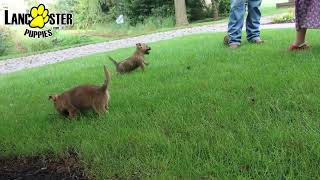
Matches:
[289,28,309,50]
[289,0,310,50]
[246,0,263,42]
[227,0,246,46]
[294,28,307,46]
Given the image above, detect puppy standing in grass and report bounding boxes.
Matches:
[109,43,151,74]
[49,66,111,119]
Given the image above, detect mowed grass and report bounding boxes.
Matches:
[1,29,320,179]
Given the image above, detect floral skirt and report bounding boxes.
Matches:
[296,0,320,29]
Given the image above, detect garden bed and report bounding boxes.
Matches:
[0,151,88,180]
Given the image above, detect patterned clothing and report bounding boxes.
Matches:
[296,0,320,30]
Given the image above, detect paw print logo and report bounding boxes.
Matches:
[29,4,49,29]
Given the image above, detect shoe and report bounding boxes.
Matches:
[224,35,240,49]
[229,44,240,49]
[250,38,264,44]
[224,35,229,45]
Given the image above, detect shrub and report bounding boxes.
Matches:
[143,16,175,29]
[216,0,230,16]
[92,15,175,37]
[0,27,14,56]
[29,40,52,52]
[272,10,295,24]
[114,0,174,25]
[74,0,111,29]
[186,0,209,21]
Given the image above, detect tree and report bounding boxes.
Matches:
[115,0,174,25]
[25,0,39,7]
[174,0,188,26]
[211,0,219,20]
[53,0,76,13]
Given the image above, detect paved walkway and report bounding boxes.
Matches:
[0,17,294,74]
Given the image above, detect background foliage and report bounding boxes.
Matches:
[53,0,230,28]
[0,0,234,57]
[0,27,14,56]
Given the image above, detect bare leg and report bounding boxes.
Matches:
[294,28,307,46]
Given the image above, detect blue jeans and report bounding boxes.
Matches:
[227,0,262,45]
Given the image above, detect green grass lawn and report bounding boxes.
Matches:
[262,0,287,7]
[1,29,320,179]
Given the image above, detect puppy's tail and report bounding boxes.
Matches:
[108,56,118,67]
[101,65,111,91]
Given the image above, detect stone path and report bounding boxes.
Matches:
[0,17,294,74]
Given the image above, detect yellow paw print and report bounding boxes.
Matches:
[29,4,49,29]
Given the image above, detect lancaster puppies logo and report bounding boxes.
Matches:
[4,4,73,38]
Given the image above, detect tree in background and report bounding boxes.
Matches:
[174,0,189,26]
[216,0,230,17]
[208,0,231,20]
[50,0,230,28]
[115,0,174,25]
[73,0,113,28]
[53,0,76,13]
[25,0,39,7]
[211,0,219,20]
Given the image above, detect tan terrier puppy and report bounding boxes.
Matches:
[109,43,151,74]
[49,66,111,119]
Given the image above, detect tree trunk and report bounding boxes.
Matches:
[211,0,219,20]
[174,0,189,26]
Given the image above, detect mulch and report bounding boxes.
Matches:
[0,151,89,180]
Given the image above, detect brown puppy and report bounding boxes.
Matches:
[109,43,151,74]
[49,66,111,119]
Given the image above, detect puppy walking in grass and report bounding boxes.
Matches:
[109,43,151,74]
[49,66,111,119]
